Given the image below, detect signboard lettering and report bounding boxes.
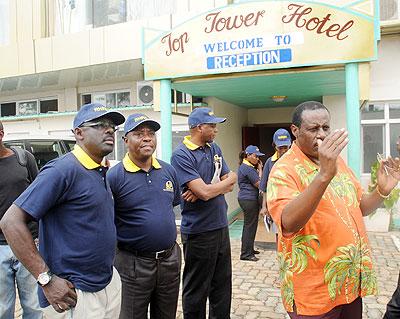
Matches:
[144,1,377,79]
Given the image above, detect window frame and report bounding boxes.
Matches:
[361,100,400,175]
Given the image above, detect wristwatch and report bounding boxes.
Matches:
[37,270,53,287]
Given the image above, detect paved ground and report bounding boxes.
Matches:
[15,230,400,318]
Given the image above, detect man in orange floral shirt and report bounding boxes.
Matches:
[267,101,400,318]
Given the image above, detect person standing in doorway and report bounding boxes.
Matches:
[0,103,125,319]
[238,145,264,262]
[259,129,292,241]
[0,120,42,319]
[107,113,182,319]
[171,107,237,319]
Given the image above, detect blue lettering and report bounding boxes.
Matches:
[275,35,283,45]
[203,43,216,53]
[256,37,263,48]
[283,35,291,45]
[206,49,292,69]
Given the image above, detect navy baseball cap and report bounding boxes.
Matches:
[273,128,292,147]
[73,103,125,129]
[124,113,161,135]
[245,145,265,156]
[188,107,226,128]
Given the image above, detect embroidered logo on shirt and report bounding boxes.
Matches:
[163,180,174,192]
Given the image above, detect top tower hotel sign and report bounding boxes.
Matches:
[143,0,377,80]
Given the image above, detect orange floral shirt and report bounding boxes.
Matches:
[267,142,377,316]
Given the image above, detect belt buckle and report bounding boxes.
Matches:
[155,249,166,259]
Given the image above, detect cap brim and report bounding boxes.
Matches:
[96,111,125,126]
[254,152,265,156]
[125,119,161,135]
[206,117,226,124]
[275,141,291,147]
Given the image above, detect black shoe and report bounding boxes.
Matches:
[253,250,260,255]
[240,255,259,262]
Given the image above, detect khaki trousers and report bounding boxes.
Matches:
[43,267,121,319]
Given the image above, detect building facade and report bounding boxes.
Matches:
[1,0,400,228]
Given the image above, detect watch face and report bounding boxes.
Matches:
[38,272,51,286]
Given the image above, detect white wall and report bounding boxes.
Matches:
[248,107,294,125]
[322,95,348,162]
[370,35,400,101]
[205,97,248,214]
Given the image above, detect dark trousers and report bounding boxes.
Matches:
[288,297,362,319]
[181,227,232,319]
[384,272,400,319]
[115,243,182,319]
[238,199,259,259]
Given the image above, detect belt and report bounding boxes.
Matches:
[117,242,175,260]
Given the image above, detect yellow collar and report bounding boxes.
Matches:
[72,145,102,169]
[183,136,211,150]
[122,153,161,173]
[271,152,279,162]
[242,159,255,167]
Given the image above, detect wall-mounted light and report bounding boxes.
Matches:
[271,95,287,103]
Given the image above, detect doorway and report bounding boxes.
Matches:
[242,123,294,162]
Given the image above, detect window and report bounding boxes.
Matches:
[40,99,58,113]
[1,98,58,116]
[17,101,38,116]
[55,0,127,35]
[93,0,127,27]
[82,90,131,108]
[380,0,400,21]
[0,0,10,46]
[0,102,16,116]
[361,101,400,173]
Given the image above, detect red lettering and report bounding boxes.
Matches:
[282,4,354,41]
[204,10,265,33]
[161,32,189,56]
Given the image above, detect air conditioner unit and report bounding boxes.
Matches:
[380,0,399,21]
[137,81,154,106]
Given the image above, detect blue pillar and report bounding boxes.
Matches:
[160,79,172,163]
[345,63,361,178]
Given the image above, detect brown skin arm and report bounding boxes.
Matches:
[259,192,269,216]
[281,129,348,235]
[187,171,237,201]
[0,205,77,312]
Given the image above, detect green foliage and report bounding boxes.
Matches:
[368,160,400,214]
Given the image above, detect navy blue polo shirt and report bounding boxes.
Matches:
[171,136,230,234]
[238,159,260,201]
[107,154,180,252]
[259,153,278,192]
[14,145,116,308]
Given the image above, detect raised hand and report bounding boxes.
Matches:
[377,156,400,195]
[317,129,348,180]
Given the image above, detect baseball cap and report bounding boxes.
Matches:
[245,145,265,156]
[273,128,292,147]
[73,103,125,129]
[124,113,160,135]
[188,107,226,128]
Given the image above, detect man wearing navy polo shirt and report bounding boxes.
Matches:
[107,113,182,319]
[171,107,237,319]
[0,103,125,319]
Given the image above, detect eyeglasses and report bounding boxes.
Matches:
[80,120,117,132]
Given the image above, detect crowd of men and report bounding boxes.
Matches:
[0,101,400,319]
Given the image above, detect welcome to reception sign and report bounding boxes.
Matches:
[143,0,378,80]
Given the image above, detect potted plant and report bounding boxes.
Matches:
[363,161,400,232]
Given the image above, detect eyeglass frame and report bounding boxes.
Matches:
[78,119,118,132]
